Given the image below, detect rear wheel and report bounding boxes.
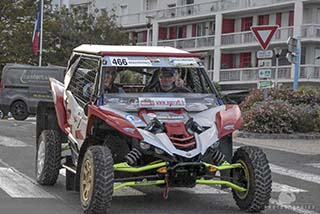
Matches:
[36,130,62,185]
[80,145,114,214]
[11,100,29,120]
[231,146,272,212]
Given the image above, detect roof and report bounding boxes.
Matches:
[73,44,201,57]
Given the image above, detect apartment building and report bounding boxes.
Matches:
[61,0,320,92]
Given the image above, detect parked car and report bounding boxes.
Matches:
[36,45,272,214]
[0,64,65,120]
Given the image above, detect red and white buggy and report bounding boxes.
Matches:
[35,45,272,214]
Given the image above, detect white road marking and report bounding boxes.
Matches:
[174,185,228,194]
[0,167,55,198]
[272,182,307,193]
[59,169,146,197]
[270,199,319,214]
[0,136,30,147]
[270,164,320,185]
[113,185,146,197]
[305,163,320,169]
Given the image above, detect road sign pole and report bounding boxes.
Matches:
[293,37,301,91]
[275,57,279,88]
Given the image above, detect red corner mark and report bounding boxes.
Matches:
[251,25,279,50]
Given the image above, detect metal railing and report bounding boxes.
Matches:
[301,24,320,39]
[221,26,293,46]
[136,42,148,46]
[118,0,293,26]
[157,35,215,49]
[218,65,320,82]
[219,66,291,82]
[300,65,320,79]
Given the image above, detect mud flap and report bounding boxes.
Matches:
[218,134,233,189]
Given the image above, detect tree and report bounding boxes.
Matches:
[0,0,36,68]
[0,1,129,69]
[43,7,128,66]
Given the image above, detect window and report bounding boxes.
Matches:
[258,15,269,25]
[222,18,235,34]
[137,31,147,42]
[289,11,294,26]
[209,21,215,35]
[316,48,320,65]
[241,17,253,31]
[196,22,207,37]
[177,26,184,38]
[168,4,176,17]
[276,13,282,27]
[240,53,251,68]
[145,0,157,11]
[68,57,99,106]
[221,54,234,69]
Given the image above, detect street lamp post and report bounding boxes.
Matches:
[146,15,155,46]
[274,48,282,88]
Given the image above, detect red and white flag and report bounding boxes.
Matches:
[32,0,42,56]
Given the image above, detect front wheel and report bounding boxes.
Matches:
[231,146,272,212]
[80,145,114,214]
[36,130,62,185]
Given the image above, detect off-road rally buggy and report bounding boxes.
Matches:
[36,45,272,214]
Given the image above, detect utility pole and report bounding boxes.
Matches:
[274,48,282,88]
[39,0,43,67]
[286,37,300,91]
[146,15,155,46]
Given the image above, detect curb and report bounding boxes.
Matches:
[235,131,320,140]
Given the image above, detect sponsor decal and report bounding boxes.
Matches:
[145,57,161,64]
[20,70,50,84]
[109,57,152,67]
[125,114,142,123]
[224,125,234,130]
[139,97,186,108]
[168,57,197,66]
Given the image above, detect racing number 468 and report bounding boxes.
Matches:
[112,58,128,66]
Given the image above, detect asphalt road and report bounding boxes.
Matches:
[0,118,319,214]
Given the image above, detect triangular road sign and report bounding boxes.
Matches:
[251,25,279,50]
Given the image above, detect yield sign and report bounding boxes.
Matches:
[251,25,279,50]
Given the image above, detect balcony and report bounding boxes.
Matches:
[221,26,294,47]
[136,42,148,46]
[157,35,215,50]
[301,24,320,40]
[118,0,293,26]
[215,65,320,83]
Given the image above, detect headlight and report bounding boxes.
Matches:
[154,147,165,155]
[140,141,151,150]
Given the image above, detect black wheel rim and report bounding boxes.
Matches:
[233,160,250,199]
[12,102,27,119]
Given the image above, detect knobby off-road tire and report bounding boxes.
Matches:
[80,145,114,214]
[231,146,272,213]
[36,130,62,185]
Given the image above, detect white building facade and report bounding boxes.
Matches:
[60,0,320,91]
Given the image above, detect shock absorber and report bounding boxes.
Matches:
[209,149,225,165]
[125,148,142,166]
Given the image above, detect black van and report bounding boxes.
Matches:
[0,64,65,120]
